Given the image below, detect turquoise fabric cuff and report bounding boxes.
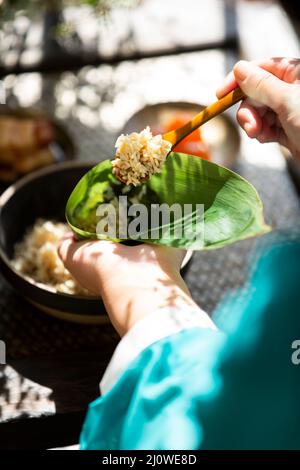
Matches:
[80,327,225,450]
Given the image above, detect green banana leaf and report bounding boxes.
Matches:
[66,153,270,250]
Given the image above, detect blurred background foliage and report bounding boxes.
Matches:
[0,0,139,24]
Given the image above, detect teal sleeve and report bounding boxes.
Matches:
[80,232,300,450]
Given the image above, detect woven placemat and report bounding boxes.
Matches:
[0,280,118,359]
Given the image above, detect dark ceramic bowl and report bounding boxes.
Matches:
[0,161,108,324]
[0,161,192,324]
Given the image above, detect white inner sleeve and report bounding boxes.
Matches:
[100,306,216,395]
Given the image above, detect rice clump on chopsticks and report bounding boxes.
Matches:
[112,126,172,186]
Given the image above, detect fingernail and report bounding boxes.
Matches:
[234,60,252,81]
[244,123,252,134]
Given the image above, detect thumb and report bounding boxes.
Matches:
[58,236,76,265]
[234,60,289,112]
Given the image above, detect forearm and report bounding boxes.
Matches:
[99,268,210,336]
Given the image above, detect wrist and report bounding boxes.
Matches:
[99,268,196,336]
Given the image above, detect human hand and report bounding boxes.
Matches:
[58,237,203,336]
[217,58,300,162]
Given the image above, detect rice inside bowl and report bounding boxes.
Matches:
[12,219,90,295]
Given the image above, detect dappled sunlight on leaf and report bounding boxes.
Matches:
[66,152,270,250]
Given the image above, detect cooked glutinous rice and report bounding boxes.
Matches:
[112,126,172,186]
[12,219,90,296]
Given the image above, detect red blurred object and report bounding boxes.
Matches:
[162,113,211,160]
